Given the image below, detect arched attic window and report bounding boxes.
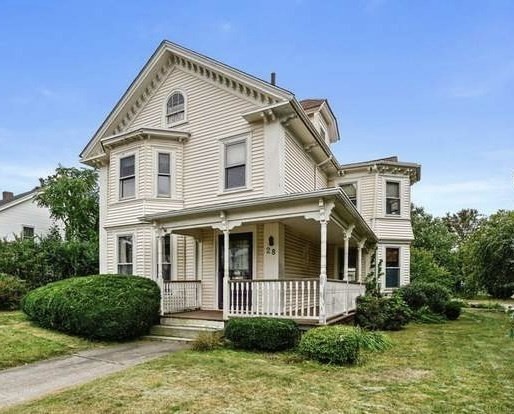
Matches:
[166,91,186,126]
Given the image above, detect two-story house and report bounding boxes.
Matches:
[80,41,420,327]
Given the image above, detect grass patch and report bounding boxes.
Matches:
[0,312,102,370]
[3,309,514,413]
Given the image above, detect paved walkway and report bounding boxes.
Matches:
[0,340,187,409]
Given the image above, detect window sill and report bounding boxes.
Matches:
[166,120,188,128]
[217,187,253,196]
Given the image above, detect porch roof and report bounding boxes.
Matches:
[140,188,378,244]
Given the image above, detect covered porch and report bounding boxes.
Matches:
[142,188,377,325]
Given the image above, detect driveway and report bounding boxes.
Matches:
[0,340,187,409]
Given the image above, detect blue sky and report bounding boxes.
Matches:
[0,0,512,216]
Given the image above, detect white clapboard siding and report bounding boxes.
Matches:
[374,219,414,240]
[0,197,57,241]
[283,226,321,279]
[284,133,318,193]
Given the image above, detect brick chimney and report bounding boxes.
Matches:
[2,191,14,202]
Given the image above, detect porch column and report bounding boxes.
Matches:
[343,225,354,314]
[155,226,164,314]
[319,199,329,325]
[222,212,230,320]
[357,239,366,284]
[319,218,328,325]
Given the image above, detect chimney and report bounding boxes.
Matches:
[2,191,14,202]
[270,72,276,86]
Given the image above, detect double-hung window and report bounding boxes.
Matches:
[386,181,400,215]
[340,182,357,207]
[118,235,133,275]
[157,153,171,197]
[224,140,246,190]
[119,155,136,199]
[385,247,400,288]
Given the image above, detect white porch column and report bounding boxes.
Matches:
[357,239,366,284]
[222,212,230,320]
[155,226,164,314]
[319,199,329,325]
[343,225,354,314]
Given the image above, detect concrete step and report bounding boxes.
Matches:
[150,324,221,340]
[143,335,193,343]
[160,317,224,330]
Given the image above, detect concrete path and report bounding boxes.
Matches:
[0,340,187,409]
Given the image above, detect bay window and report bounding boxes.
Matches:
[118,235,133,275]
[385,247,400,288]
[119,155,136,199]
[386,181,400,215]
[157,153,171,197]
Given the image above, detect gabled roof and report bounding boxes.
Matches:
[0,188,38,211]
[300,99,326,111]
[80,40,294,161]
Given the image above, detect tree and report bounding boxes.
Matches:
[410,247,453,291]
[461,210,514,299]
[443,208,484,244]
[35,166,99,241]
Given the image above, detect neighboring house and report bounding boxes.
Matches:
[80,40,420,326]
[0,189,56,241]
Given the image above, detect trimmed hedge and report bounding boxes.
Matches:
[297,326,362,365]
[355,295,411,331]
[21,275,160,340]
[445,300,462,320]
[0,274,28,310]
[224,317,299,352]
[397,282,451,315]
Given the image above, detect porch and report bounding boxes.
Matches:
[142,188,377,325]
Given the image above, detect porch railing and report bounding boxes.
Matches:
[228,278,365,321]
[161,281,202,314]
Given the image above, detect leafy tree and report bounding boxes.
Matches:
[443,208,484,244]
[411,205,458,274]
[35,166,99,241]
[461,210,514,299]
[410,247,453,291]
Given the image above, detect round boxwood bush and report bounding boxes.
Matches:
[298,326,363,365]
[21,275,160,340]
[355,294,411,331]
[224,317,299,352]
[0,274,28,310]
[445,300,462,320]
[397,282,451,315]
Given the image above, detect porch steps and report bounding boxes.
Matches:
[146,316,224,343]
[160,316,224,330]
[143,335,194,343]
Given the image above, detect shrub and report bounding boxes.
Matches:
[224,317,299,352]
[357,329,392,352]
[397,282,451,315]
[412,306,447,323]
[297,326,362,365]
[0,274,28,310]
[22,275,160,340]
[445,300,462,320]
[191,331,224,351]
[355,295,411,331]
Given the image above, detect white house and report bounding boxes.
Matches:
[0,189,56,241]
[80,41,420,328]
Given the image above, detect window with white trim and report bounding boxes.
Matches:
[22,226,35,240]
[166,91,185,125]
[386,181,400,215]
[385,247,400,288]
[118,235,133,275]
[224,140,246,190]
[162,234,172,281]
[157,153,171,197]
[340,182,357,207]
[119,155,136,199]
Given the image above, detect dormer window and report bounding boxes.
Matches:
[166,91,186,125]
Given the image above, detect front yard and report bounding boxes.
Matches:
[3,309,513,413]
[0,312,101,370]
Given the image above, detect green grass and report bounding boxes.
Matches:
[3,309,514,413]
[0,312,102,370]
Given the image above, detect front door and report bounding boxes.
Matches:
[218,232,253,310]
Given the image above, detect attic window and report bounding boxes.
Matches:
[166,91,186,125]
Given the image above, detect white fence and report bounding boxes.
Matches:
[161,281,202,314]
[228,278,365,322]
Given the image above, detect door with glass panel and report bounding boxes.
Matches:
[218,232,253,310]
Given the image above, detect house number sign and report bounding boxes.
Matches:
[265,235,277,255]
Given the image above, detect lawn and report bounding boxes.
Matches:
[0,311,102,370]
[3,309,513,414]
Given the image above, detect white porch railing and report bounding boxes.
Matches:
[161,281,202,314]
[325,280,365,320]
[228,278,365,322]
